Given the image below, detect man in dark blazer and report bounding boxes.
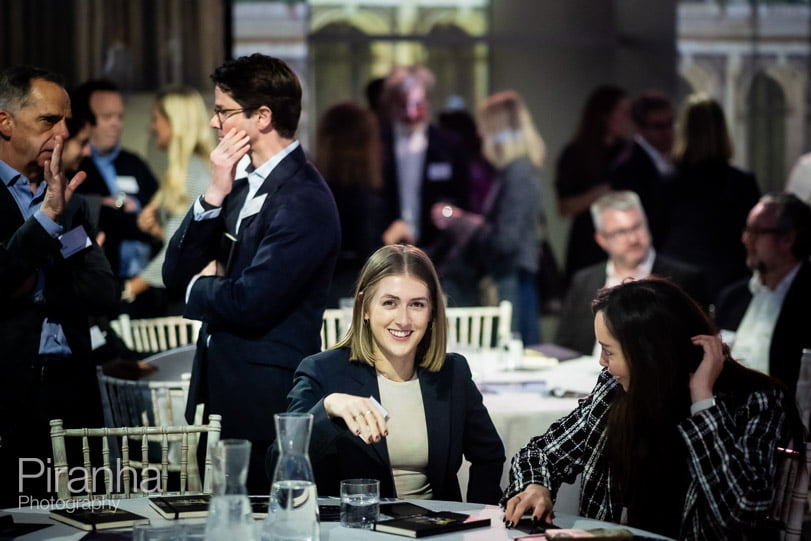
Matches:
[162,54,340,494]
[610,91,675,248]
[716,193,811,392]
[73,79,158,284]
[557,190,707,355]
[378,66,469,251]
[0,66,118,505]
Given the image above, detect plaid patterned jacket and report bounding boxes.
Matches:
[504,369,787,540]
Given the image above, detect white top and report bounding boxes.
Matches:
[729,263,802,374]
[377,372,431,499]
[394,122,428,242]
[786,152,811,204]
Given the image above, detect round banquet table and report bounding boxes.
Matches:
[1,496,674,540]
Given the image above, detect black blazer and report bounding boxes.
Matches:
[556,254,708,355]
[0,183,118,440]
[380,123,470,248]
[715,260,811,392]
[163,145,340,442]
[270,347,505,504]
[610,141,670,248]
[76,150,159,275]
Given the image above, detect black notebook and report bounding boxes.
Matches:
[49,504,149,531]
[148,494,211,519]
[373,510,490,538]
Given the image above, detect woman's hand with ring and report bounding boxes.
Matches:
[324,393,388,444]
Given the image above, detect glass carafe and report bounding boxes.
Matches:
[261,413,319,541]
[204,439,256,541]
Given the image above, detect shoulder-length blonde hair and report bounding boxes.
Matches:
[151,86,214,216]
[478,90,545,169]
[336,244,448,372]
[671,92,733,166]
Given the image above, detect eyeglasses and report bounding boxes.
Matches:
[742,225,785,237]
[600,221,646,241]
[213,106,251,127]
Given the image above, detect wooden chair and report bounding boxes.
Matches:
[446,300,513,350]
[110,314,202,354]
[49,414,221,500]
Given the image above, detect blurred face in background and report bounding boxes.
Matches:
[606,97,633,143]
[88,90,124,152]
[742,201,793,274]
[638,107,674,155]
[395,83,428,129]
[62,123,92,173]
[595,206,651,271]
[150,103,172,151]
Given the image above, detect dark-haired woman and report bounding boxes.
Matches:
[502,278,803,540]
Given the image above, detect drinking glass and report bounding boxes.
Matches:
[340,478,380,529]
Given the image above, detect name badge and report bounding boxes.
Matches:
[239,193,267,221]
[116,175,139,194]
[59,224,92,258]
[427,162,452,181]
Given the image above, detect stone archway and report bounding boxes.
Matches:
[746,72,787,193]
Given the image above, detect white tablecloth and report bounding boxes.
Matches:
[1,496,672,540]
[458,353,602,513]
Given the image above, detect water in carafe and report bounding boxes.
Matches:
[261,413,319,541]
[204,439,256,541]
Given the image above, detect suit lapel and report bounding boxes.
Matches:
[418,367,450,490]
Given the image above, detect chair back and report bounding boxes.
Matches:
[769,442,811,541]
[321,308,344,350]
[796,348,811,432]
[446,300,513,350]
[110,314,202,353]
[49,414,221,501]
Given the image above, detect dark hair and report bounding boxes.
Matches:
[210,53,302,139]
[760,192,811,260]
[315,101,382,190]
[575,84,628,144]
[631,91,672,128]
[438,109,482,159]
[365,77,385,115]
[592,278,802,535]
[72,78,119,112]
[0,65,64,110]
[66,87,96,141]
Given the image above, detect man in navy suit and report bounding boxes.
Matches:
[610,91,675,248]
[162,54,340,493]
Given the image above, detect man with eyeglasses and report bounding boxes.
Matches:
[716,193,811,391]
[610,91,674,248]
[162,54,340,493]
[556,190,706,356]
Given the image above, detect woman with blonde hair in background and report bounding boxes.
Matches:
[432,90,546,344]
[122,86,214,316]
